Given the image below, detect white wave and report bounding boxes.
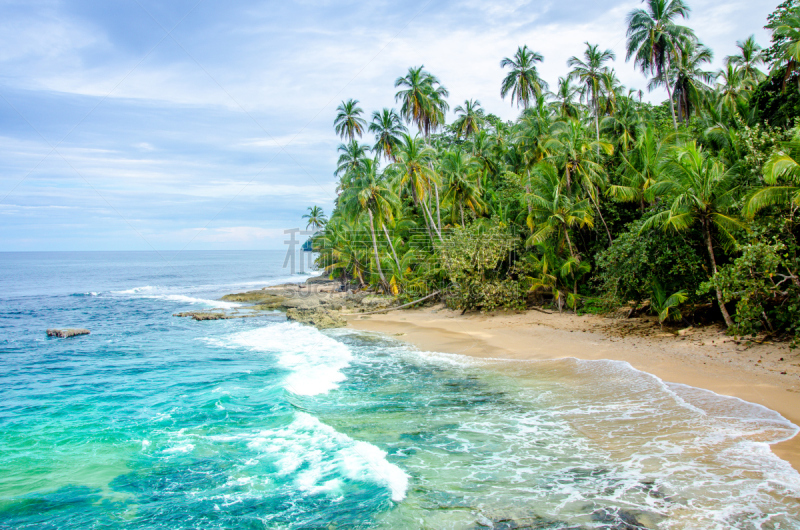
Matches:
[247,412,409,502]
[150,294,241,309]
[226,322,352,396]
[163,443,195,454]
[113,285,159,295]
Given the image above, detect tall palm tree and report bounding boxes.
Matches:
[641,142,743,327]
[726,35,766,84]
[302,206,327,230]
[568,42,616,143]
[500,45,548,109]
[334,99,367,141]
[439,150,484,226]
[369,108,406,162]
[341,159,400,290]
[394,66,450,136]
[715,63,753,118]
[452,99,486,139]
[626,0,692,131]
[744,130,800,218]
[391,134,441,241]
[545,119,614,244]
[668,41,714,124]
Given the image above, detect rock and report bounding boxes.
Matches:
[360,295,394,309]
[677,326,693,336]
[47,328,90,338]
[286,307,346,329]
[173,312,233,321]
[220,291,287,308]
[282,297,322,310]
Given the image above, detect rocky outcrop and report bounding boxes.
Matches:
[286,307,346,329]
[220,291,287,309]
[173,312,234,321]
[47,328,90,338]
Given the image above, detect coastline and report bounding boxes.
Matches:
[346,304,800,472]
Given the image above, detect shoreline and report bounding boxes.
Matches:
[346,304,800,472]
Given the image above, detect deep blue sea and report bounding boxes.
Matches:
[2,251,800,529]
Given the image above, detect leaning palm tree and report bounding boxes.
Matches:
[744,129,800,218]
[568,42,616,143]
[641,142,744,327]
[452,99,486,139]
[334,99,367,141]
[726,35,766,84]
[340,159,400,290]
[394,66,449,136]
[500,45,548,109]
[302,206,327,230]
[625,0,693,131]
[369,108,406,162]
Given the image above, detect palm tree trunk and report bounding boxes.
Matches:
[411,185,434,243]
[367,209,388,290]
[664,74,678,132]
[433,181,442,233]
[382,223,401,271]
[420,196,442,242]
[588,191,613,246]
[563,223,577,261]
[593,90,600,149]
[702,219,734,328]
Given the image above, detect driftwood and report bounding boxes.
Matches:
[343,291,440,316]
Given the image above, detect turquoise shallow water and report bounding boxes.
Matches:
[2,251,800,529]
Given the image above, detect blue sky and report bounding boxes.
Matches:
[0,0,775,251]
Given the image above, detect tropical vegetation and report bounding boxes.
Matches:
[305,1,800,343]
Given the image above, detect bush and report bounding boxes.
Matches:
[595,216,708,308]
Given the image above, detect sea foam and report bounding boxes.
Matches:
[247,412,409,502]
[226,323,353,396]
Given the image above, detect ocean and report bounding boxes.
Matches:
[1,251,799,529]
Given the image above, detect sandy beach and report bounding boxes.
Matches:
[347,305,800,472]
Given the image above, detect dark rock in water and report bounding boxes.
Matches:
[46,328,90,338]
[470,514,582,529]
[173,312,233,321]
[591,507,647,529]
[285,307,345,329]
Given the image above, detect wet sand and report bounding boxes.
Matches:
[347,305,800,472]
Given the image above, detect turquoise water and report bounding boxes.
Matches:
[2,251,800,529]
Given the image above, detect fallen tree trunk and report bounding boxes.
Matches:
[342,291,440,316]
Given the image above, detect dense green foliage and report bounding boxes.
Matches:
[309,2,800,342]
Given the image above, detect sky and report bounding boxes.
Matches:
[0,0,777,251]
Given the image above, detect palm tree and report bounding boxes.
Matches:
[641,142,744,327]
[369,108,406,162]
[500,45,548,109]
[394,66,449,136]
[551,76,581,120]
[744,129,800,218]
[715,63,753,118]
[545,119,614,244]
[607,125,669,210]
[726,35,766,84]
[334,99,367,141]
[568,42,616,143]
[767,8,800,89]
[440,150,484,226]
[341,159,400,290]
[626,0,693,131]
[316,217,369,288]
[669,41,714,124]
[302,206,327,230]
[391,134,441,241]
[526,162,594,270]
[334,140,371,182]
[452,99,486,139]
